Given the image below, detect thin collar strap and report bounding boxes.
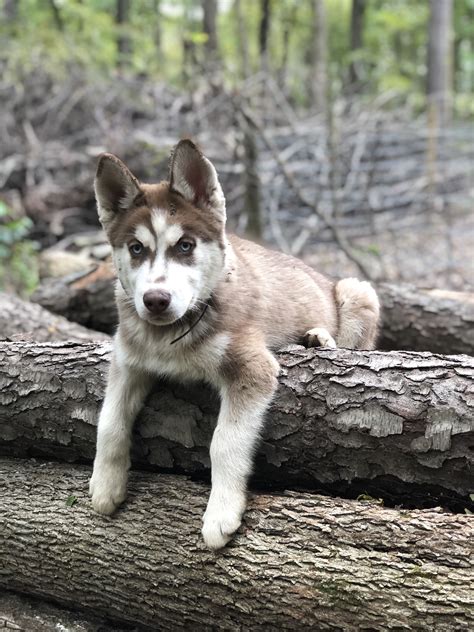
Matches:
[170,301,210,345]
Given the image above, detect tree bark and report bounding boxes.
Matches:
[309,0,328,113]
[1,459,472,631]
[31,263,119,335]
[259,0,271,73]
[202,0,220,66]
[427,0,453,125]
[116,0,131,69]
[377,283,474,355]
[0,292,110,343]
[348,0,366,90]
[31,270,474,355]
[1,342,473,505]
[234,0,250,78]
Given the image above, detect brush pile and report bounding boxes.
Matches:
[1,68,473,286]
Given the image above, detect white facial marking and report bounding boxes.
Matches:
[114,206,227,327]
[134,225,155,250]
[151,208,183,249]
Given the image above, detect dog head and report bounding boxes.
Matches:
[94,140,227,325]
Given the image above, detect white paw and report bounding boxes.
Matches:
[305,327,337,349]
[89,462,128,516]
[202,493,246,550]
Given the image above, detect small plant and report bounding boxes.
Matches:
[0,201,39,296]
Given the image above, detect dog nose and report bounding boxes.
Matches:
[143,290,171,315]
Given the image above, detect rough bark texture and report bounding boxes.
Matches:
[31,269,474,355]
[30,263,118,334]
[0,591,127,632]
[1,342,473,506]
[378,283,474,355]
[0,292,110,343]
[1,459,472,631]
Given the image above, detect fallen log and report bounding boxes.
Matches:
[0,292,110,343]
[1,341,473,506]
[31,268,474,354]
[377,283,474,355]
[1,459,473,631]
[30,262,118,334]
[0,591,125,632]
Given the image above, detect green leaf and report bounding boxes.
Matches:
[66,495,77,507]
[356,493,384,505]
[469,493,474,502]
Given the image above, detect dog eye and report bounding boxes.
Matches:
[129,242,144,256]
[177,240,194,254]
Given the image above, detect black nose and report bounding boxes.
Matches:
[143,290,171,315]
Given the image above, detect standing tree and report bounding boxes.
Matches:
[3,0,18,22]
[348,0,366,91]
[427,0,453,125]
[234,0,250,78]
[202,0,220,68]
[116,0,131,69]
[308,0,328,113]
[259,0,272,73]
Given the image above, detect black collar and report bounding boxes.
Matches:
[169,300,211,345]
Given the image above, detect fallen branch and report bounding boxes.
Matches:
[1,341,473,504]
[0,292,110,343]
[30,269,474,355]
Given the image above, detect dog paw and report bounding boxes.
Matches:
[202,493,245,550]
[89,464,128,516]
[304,327,337,349]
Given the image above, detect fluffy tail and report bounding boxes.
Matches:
[335,278,380,350]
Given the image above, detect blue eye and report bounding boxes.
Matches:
[129,242,143,256]
[178,240,194,254]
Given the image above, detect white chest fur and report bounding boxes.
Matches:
[116,324,230,386]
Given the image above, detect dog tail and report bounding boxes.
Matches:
[335,278,380,350]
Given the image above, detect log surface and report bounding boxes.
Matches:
[0,292,110,343]
[31,268,474,354]
[378,283,474,355]
[1,341,473,502]
[1,459,473,631]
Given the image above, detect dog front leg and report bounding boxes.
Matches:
[202,350,279,550]
[89,355,154,515]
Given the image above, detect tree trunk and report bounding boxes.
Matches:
[427,0,453,125]
[242,118,262,239]
[259,0,271,73]
[31,263,119,335]
[234,0,250,78]
[1,459,472,631]
[0,292,110,343]
[377,283,474,355]
[116,0,131,69]
[1,342,473,506]
[0,591,126,632]
[309,0,328,113]
[3,0,18,22]
[348,0,366,90]
[31,270,474,355]
[202,0,219,66]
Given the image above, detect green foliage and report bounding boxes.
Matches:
[0,0,472,113]
[0,202,39,297]
[66,494,78,507]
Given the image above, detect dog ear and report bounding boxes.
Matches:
[169,140,225,217]
[94,153,140,229]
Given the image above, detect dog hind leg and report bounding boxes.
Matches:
[335,278,380,350]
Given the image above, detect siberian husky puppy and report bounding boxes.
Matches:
[89,139,380,549]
